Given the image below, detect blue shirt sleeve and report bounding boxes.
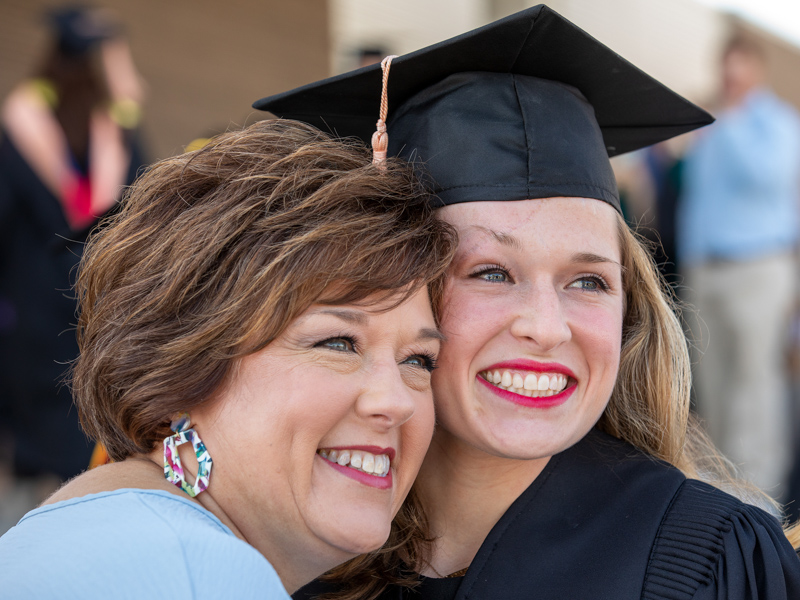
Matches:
[678,89,800,264]
[0,489,290,599]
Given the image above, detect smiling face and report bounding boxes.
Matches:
[432,198,624,461]
[190,288,439,579]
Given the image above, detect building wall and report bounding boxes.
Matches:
[489,0,728,104]
[0,0,330,159]
[490,1,800,111]
[329,0,488,73]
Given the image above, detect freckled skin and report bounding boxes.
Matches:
[432,198,624,461]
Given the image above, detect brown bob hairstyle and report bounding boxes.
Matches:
[73,119,456,462]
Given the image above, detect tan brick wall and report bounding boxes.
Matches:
[329,0,488,73]
[0,0,330,159]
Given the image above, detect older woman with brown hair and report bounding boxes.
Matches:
[0,119,455,598]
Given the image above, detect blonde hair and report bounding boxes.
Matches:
[600,217,775,485]
[597,215,692,470]
[600,217,799,546]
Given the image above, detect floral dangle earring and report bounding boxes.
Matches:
[163,413,212,497]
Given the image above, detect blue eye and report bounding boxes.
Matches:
[316,337,356,352]
[402,353,438,373]
[472,265,511,283]
[568,275,609,292]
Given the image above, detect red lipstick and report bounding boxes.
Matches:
[317,446,395,490]
[322,445,396,461]
[483,360,576,379]
[477,375,575,408]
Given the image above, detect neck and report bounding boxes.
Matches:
[147,448,351,594]
[415,429,549,576]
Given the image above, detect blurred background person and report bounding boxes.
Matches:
[0,6,147,530]
[677,34,800,498]
[357,47,387,68]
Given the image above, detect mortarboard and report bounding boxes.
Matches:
[253,4,713,211]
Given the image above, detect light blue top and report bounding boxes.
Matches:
[677,88,800,265]
[0,488,289,599]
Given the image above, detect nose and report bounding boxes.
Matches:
[354,360,416,430]
[509,283,571,352]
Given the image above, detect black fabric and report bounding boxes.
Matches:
[253,5,713,211]
[48,7,118,57]
[294,430,800,600]
[0,131,145,479]
[647,481,800,600]
[406,576,462,600]
[387,72,620,209]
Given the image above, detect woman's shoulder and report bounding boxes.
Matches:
[0,488,288,599]
[458,431,800,599]
[644,478,800,600]
[550,428,687,501]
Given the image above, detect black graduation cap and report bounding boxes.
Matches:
[48,6,119,57]
[253,4,713,211]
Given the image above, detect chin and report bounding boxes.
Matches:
[314,502,394,559]
[317,511,393,556]
[479,420,589,461]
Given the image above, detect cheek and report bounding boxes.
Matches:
[239,375,355,449]
[438,288,509,366]
[573,303,623,379]
[404,398,436,466]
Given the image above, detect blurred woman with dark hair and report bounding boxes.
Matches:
[0,7,147,483]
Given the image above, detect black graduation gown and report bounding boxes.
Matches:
[0,132,145,479]
[296,429,800,600]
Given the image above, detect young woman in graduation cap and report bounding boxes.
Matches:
[256,6,800,599]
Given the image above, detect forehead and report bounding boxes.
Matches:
[439,198,621,260]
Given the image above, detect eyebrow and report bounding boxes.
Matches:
[470,227,621,269]
[571,252,622,269]
[318,309,446,342]
[418,328,447,343]
[318,308,367,325]
[473,226,524,251]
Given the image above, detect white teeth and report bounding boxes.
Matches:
[362,453,375,474]
[318,448,391,477]
[481,369,570,397]
[524,374,537,390]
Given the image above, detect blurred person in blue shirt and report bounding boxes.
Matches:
[678,35,800,498]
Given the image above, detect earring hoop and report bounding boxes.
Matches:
[163,413,213,497]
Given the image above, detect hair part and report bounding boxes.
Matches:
[73,119,455,461]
